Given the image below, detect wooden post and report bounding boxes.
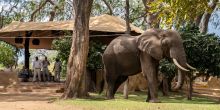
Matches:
[187,72,193,100]
[123,0,131,99]
[24,31,32,70]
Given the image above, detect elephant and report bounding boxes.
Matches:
[102,28,196,103]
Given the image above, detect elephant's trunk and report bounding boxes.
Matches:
[173,69,185,90]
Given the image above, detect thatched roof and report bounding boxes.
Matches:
[0,14,143,49]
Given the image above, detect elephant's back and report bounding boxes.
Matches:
[104,36,137,55]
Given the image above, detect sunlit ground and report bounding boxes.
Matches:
[57,92,220,110]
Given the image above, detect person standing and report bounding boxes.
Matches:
[33,57,42,82]
[53,58,62,82]
[42,56,50,82]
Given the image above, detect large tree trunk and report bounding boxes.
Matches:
[61,0,93,99]
[194,14,203,27]
[199,0,217,33]
[199,12,212,33]
[123,0,131,99]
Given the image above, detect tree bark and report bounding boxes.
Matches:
[187,73,193,100]
[194,14,203,27]
[162,75,169,96]
[49,10,56,21]
[30,0,48,22]
[0,16,3,28]
[30,0,58,22]
[123,0,131,99]
[61,0,93,99]
[199,12,212,33]
[125,0,131,35]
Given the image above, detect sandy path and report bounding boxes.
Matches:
[0,92,82,110]
[0,101,81,110]
[0,82,82,110]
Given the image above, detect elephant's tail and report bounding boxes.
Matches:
[98,52,105,94]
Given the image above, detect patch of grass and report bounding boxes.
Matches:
[57,92,220,110]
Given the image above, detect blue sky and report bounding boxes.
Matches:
[208,10,220,36]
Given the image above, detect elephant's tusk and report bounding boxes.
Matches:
[172,58,190,72]
[186,63,196,70]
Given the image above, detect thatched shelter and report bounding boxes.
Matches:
[0,14,143,69]
[0,14,143,49]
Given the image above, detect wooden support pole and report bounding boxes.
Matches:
[24,31,32,70]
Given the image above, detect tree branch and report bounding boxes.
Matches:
[47,0,55,5]
[49,11,55,21]
[30,0,48,22]
[30,0,60,22]
[102,0,113,15]
[199,0,218,33]
[125,0,131,34]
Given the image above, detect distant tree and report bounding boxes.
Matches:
[148,0,219,33]
[0,42,17,69]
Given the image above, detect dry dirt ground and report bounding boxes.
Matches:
[0,77,220,110]
[0,82,82,110]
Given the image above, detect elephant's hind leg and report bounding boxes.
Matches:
[113,76,128,95]
[106,76,116,99]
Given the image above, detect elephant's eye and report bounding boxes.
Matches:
[161,39,170,47]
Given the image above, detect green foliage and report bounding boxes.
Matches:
[0,42,17,67]
[159,59,176,77]
[92,0,146,28]
[149,0,209,28]
[87,41,106,70]
[0,0,71,27]
[180,25,220,76]
[52,37,106,76]
[52,37,71,76]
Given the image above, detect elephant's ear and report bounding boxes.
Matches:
[136,34,163,60]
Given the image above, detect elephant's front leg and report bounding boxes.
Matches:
[140,52,160,103]
[146,87,151,102]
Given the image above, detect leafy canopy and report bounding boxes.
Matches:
[52,37,106,75]
[149,0,209,28]
[180,25,220,76]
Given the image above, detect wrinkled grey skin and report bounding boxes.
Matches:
[102,29,190,103]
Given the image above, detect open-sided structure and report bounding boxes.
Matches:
[0,14,143,69]
[0,14,143,49]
